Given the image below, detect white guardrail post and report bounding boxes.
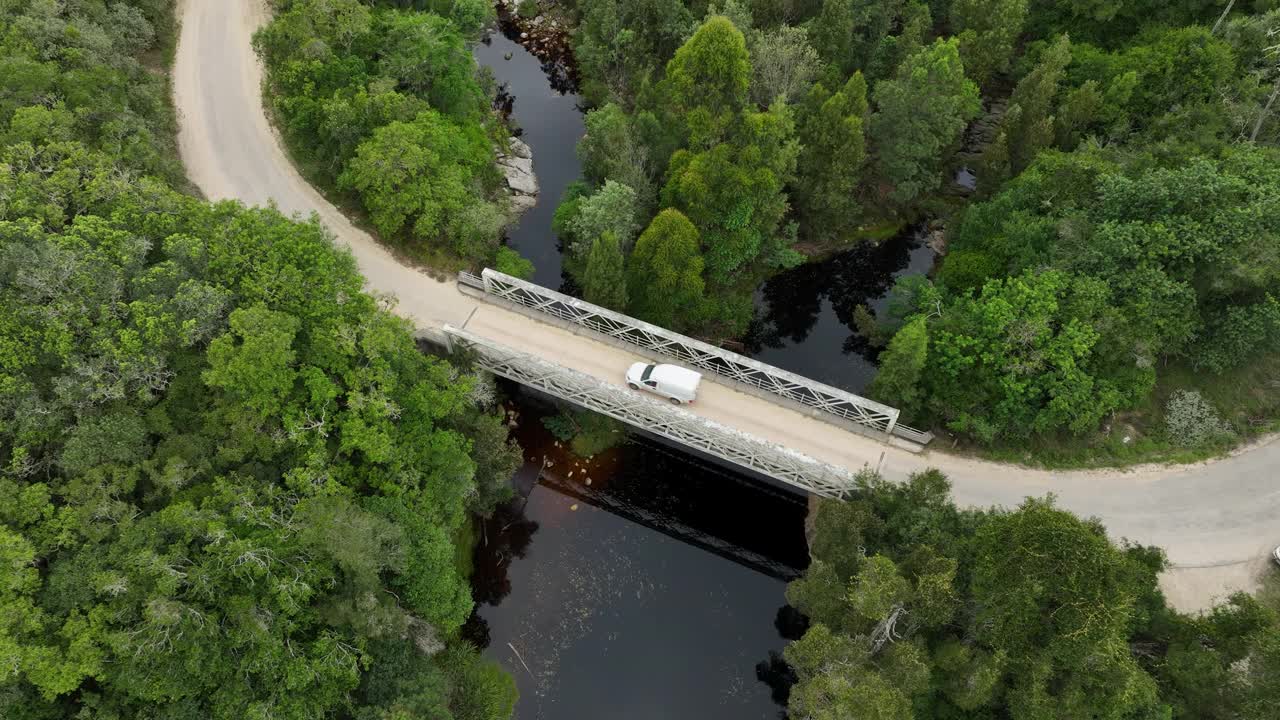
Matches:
[443,324,860,498]
[462,268,933,445]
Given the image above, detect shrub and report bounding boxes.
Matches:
[1164,390,1234,448]
[494,246,535,280]
[540,410,626,457]
[516,0,540,20]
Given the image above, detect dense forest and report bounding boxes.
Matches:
[789,469,1280,719]
[0,2,518,717]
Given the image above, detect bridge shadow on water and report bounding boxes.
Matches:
[467,388,810,719]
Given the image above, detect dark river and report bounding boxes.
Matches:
[475,31,582,289]
[468,393,809,720]
[744,228,937,392]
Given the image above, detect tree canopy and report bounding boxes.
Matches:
[1,2,519,717]
[787,468,1280,720]
[255,0,508,266]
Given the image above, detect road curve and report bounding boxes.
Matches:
[173,0,1280,610]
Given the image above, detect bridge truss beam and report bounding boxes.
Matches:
[463,268,933,445]
[443,325,861,498]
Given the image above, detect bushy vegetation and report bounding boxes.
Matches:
[0,2,519,717]
[0,0,183,187]
[546,0,1280,457]
[254,0,517,269]
[561,5,988,337]
[505,0,1280,456]
[789,468,1280,720]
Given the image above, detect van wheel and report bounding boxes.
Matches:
[669,397,682,405]
[628,382,640,390]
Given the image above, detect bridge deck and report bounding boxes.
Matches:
[457,292,899,481]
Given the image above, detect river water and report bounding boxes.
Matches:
[475,31,582,290]
[745,229,937,392]
[468,395,809,720]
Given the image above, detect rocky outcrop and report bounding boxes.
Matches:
[497,136,538,215]
[492,0,578,93]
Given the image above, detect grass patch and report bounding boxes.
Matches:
[956,353,1280,470]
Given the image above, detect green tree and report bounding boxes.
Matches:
[583,231,629,310]
[784,470,1279,720]
[808,0,857,74]
[971,498,1162,717]
[923,270,1127,441]
[567,180,640,258]
[573,0,695,103]
[749,24,822,105]
[578,104,655,212]
[376,10,487,117]
[808,0,904,78]
[661,102,799,284]
[254,1,499,268]
[204,305,301,416]
[868,315,928,417]
[626,209,708,329]
[951,0,1029,86]
[953,144,1280,391]
[794,72,869,242]
[981,34,1072,189]
[0,189,514,718]
[869,38,981,208]
[787,663,915,720]
[663,16,752,125]
[339,111,501,260]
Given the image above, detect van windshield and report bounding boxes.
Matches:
[640,364,655,381]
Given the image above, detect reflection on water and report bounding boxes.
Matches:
[475,32,584,290]
[745,227,936,393]
[469,395,809,719]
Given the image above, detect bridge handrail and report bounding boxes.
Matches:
[443,324,859,498]
[467,268,933,444]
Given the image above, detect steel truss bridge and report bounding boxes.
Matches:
[439,269,931,499]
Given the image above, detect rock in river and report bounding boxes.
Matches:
[497,136,538,215]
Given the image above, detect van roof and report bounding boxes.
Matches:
[652,364,702,388]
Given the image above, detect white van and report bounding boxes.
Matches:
[625,362,703,405]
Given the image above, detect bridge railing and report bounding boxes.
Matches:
[442,324,859,498]
[460,268,934,445]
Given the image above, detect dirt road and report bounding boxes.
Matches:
[172,0,1280,611]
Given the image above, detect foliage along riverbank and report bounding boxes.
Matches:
[791,468,1280,719]
[0,2,520,717]
[254,0,540,277]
